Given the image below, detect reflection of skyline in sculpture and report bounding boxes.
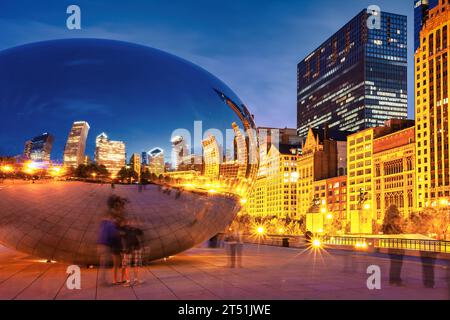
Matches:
[0,39,258,266]
[29,133,54,163]
[148,147,165,176]
[202,135,221,179]
[94,133,126,176]
[63,121,90,168]
[171,136,188,171]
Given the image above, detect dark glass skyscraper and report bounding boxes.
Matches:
[414,0,439,51]
[29,133,54,162]
[297,9,408,138]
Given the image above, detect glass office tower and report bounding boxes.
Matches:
[29,133,54,162]
[297,9,408,138]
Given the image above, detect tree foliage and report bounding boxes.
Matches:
[74,163,108,178]
[406,208,450,240]
[382,205,404,235]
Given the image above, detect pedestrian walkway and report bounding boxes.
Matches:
[0,243,449,300]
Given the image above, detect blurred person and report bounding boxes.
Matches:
[97,195,128,286]
[120,218,145,286]
[226,224,244,268]
[382,205,405,286]
[420,251,437,288]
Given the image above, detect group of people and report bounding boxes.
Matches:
[97,194,145,287]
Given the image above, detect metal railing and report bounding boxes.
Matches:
[324,236,450,254]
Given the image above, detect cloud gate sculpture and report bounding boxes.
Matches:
[0,39,258,265]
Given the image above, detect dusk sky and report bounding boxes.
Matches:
[0,0,415,131]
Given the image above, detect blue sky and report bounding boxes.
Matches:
[0,0,414,130]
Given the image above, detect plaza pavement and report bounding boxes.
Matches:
[0,243,449,300]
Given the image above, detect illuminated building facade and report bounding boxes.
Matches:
[29,133,54,162]
[129,153,141,178]
[347,119,415,234]
[94,133,126,176]
[23,140,32,159]
[415,0,439,51]
[148,148,165,177]
[232,122,248,178]
[247,144,300,218]
[297,127,349,218]
[63,121,90,168]
[415,0,450,208]
[373,126,416,223]
[202,135,221,179]
[297,9,408,137]
[171,136,188,171]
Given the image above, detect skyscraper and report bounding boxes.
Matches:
[171,136,188,171]
[414,0,439,51]
[415,0,450,207]
[29,133,54,162]
[148,148,165,177]
[297,9,408,138]
[23,140,32,159]
[63,121,90,168]
[129,153,141,178]
[202,135,221,179]
[94,133,126,176]
[141,151,148,166]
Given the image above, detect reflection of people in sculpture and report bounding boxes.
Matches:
[226,223,244,268]
[97,195,128,286]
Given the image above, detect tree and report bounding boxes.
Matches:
[118,167,138,184]
[382,205,404,235]
[141,169,151,183]
[74,163,109,179]
[406,208,450,240]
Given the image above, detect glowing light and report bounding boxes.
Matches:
[208,189,217,194]
[439,199,449,206]
[320,207,327,214]
[326,213,333,220]
[240,198,248,205]
[1,165,13,173]
[278,228,285,234]
[363,203,371,210]
[312,239,322,248]
[355,242,368,250]
[257,226,265,235]
[50,166,64,177]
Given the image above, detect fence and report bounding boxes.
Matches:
[324,236,450,254]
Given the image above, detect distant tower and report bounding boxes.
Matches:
[129,153,141,179]
[95,133,126,176]
[148,148,165,176]
[202,135,221,179]
[63,121,90,168]
[23,140,32,159]
[171,136,188,170]
[29,133,54,162]
[141,151,149,166]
